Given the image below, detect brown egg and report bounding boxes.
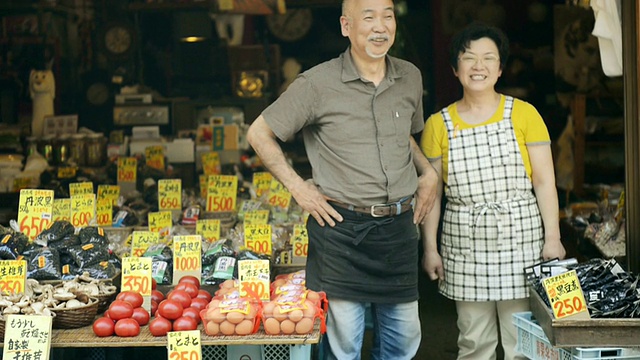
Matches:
[273,306,288,322]
[221,279,236,289]
[207,307,226,324]
[302,300,317,318]
[288,309,304,322]
[205,320,220,335]
[235,319,254,335]
[272,278,287,289]
[295,317,314,334]
[226,311,245,324]
[209,299,221,309]
[280,319,296,334]
[264,317,281,335]
[219,320,236,335]
[306,291,320,302]
[263,301,276,316]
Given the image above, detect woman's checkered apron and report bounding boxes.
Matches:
[439,96,544,302]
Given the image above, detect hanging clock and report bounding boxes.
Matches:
[266,9,313,42]
[98,22,136,61]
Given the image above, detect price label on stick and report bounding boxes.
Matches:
[542,270,590,320]
[195,219,220,243]
[252,172,272,197]
[96,199,112,227]
[148,211,172,244]
[70,193,96,228]
[97,185,120,206]
[18,189,54,240]
[173,235,202,285]
[291,224,309,264]
[0,260,26,295]
[167,330,201,360]
[69,181,94,197]
[122,257,152,312]
[117,157,137,183]
[244,224,272,256]
[268,179,291,210]
[131,231,159,257]
[159,179,182,211]
[52,198,71,223]
[243,210,270,226]
[202,152,221,176]
[145,145,165,170]
[206,175,238,212]
[238,259,270,301]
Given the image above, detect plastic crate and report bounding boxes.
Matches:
[202,344,312,360]
[513,312,640,360]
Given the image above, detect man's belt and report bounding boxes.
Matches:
[330,197,413,217]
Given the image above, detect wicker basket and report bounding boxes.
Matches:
[50,297,99,329]
[94,291,117,314]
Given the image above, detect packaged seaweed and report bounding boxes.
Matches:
[78,226,109,247]
[0,231,29,260]
[81,261,119,280]
[67,243,110,268]
[34,220,75,246]
[27,247,62,281]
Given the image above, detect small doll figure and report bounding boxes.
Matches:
[29,69,55,139]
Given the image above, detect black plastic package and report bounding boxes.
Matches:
[27,247,62,281]
[35,220,75,245]
[0,232,29,260]
[78,226,109,247]
[67,243,110,268]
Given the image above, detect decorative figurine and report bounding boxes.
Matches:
[29,68,55,139]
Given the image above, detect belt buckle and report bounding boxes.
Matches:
[370,203,388,217]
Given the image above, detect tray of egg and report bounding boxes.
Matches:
[201,296,261,336]
[262,291,324,335]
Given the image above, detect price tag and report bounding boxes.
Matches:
[542,270,590,320]
[159,179,182,211]
[206,175,238,212]
[243,210,270,226]
[218,0,233,11]
[268,179,292,210]
[195,219,221,243]
[237,200,263,220]
[52,198,71,222]
[145,145,165,170]
[18,189,54,240]
[12,177,31,192]
[96,199,112,227]
[71,193,96,228]
[148,211,172,244]
[117,156,137,183]
[252,172,272,197]
[131,231,159,257]
[244,224,272,256]
[97,185,120,206]
[57,166,76,179]
[0,260,26,294]
[3,314,52,360]
[238,259,270,301]
[173,235,202,285]
[202,152,221,176]
[121,257,153,312]
[69,181,94,197]
[167,330,201,360]
[291,224,309,265]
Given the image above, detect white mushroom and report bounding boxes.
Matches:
[65,299,83,309]
[3,305,20,314]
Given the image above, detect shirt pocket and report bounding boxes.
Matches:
[392,110,411,147]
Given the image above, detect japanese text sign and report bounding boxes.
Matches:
[542,270,590,320]
[238,259,270,301]
[18,189,54,240]
[173,235,202,285]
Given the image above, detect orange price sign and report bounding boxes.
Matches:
[117,157,137,183]
[172,235,202,285]
[159,179,182,211]
[268,179,291,210]
[252,172,272,197]
[167,330,201,360]
[237,259,270,301]
[148,211,172,243]
[195,219,221,243]
[97,185,120,206]
[69,181,94,197]
[243,210,270,226]
[18,189,54,240]
[542,270,590,320]
[145,145,165,170]
[206,175,238,212]
[131,231,159,257]
[96,199,112,227]
[122,256,153,312]
[202,152,221,176]
[0,260,27,295]
[244,224,272,256]
[71,193,96,228]
[52,198,71,223]
[291,224,309,265]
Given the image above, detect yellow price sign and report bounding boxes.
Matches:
[148,211,172,242]
[244,224,272,255]
[238,259,270,301]
[167,330,201,360]
[52,198,71,223]
[69,182,94,197]
[145,145,165,170]
[195,219,221,243]
[18,189,54,240]
[252,172,272,197]
[57,166,76,179]
[70,193,95,228]
[159,179,182,211]
[97,185,120,206]
[96,199,112,227]
[542,270,590,320]
[202,152,221,176]
[3,314,52,360]
[206,175,238,212]
[0,260,27,294]
[12,177,30,192]
[244,210,270,225]
[117,157,137,183]
[199,175,208,198]
[218,0,233,10]
[291,224,309,264]
[173,235,202,285]
[122,257,153,312]
[268,179,292,210]
[131,231,159,257]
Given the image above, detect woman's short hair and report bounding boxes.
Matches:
[449,22,510,71]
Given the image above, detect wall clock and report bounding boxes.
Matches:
[99,22,136,60]
[266,9,313,42]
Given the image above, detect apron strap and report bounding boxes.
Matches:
[352,217,395,245]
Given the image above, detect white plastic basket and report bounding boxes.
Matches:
[202,344,312,360]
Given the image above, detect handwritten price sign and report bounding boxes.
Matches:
[159,179,182,211]
[173,235,202,285]
[18,189,54,240]
[252,172,272,197]
[244,224,272,256]
[291,224,309,264]
[0,260,26,294]
[148,211,172,243]
[122,256,153,312]
[69,182,93,197]
[206,175,238,212]
[52,198,71,223]
[202,152,221,176]
[145,145,165,170]
[238,259,270,301]
[57,166,76,179]
[167,330,201,360]
[3,314,52,360]
[542,270,590,320]
[97,185,120,206]
[195,219,221,243]
[268,179,291,210]
[131,231,159,257]
[96,199,112,227]
[71,193,96,228]
[244,210,270,226]
[117,157,137,183]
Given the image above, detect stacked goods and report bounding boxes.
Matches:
[93,291,145,337]
[201,287,262,336]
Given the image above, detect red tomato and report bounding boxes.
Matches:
[189,297,209,311]
[92,317,115,337]
[178,275,200,289]
[149,317,173,337]
[131,307,150,326]
[167,289,192,309]
[151,300,158,316]
[157,299,184,320]
[108,300,134,321]
[172,316,198,331]
[151,290,165,304]
[175,282,199,299]
[114,318,141,337]
[152,277,158,290]
[196,289,212,302]
[181,307,201,324]
[116,291,144,309]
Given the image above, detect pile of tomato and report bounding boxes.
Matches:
[93,291,149,337]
